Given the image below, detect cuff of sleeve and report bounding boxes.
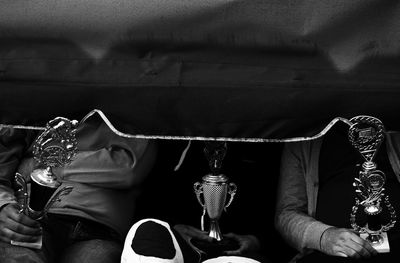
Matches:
[302,221,333,251]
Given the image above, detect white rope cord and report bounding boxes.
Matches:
[80,109,353,142]
[0,124,46,131]
[174,140,192,171]
[1,109,352,143]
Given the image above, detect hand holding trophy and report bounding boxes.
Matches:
[193,141,238,257]
[348,116,396,253]
[11,117,78,249]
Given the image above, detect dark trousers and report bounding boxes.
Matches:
[0,214,123,263]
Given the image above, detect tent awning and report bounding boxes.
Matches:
[1,0,400,139]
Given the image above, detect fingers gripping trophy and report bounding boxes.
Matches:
[193,141,238,256]
[348,116,396,253]
[12,117,78,249]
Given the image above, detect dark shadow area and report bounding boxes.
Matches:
[135,139,296,263]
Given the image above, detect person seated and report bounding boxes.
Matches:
[0,116,157,263]
[125,140,273,263]
[275,122,400,262]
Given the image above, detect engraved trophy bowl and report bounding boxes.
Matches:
[192,141,239,258]
[348,116,396,253]
[12,117,78,249]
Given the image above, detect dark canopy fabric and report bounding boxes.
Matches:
[1,0,400,139]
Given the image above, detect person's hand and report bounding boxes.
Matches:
[320,227,378,258]
[173,224,214,253]
[223,233,260,256]
[0,203,42,244]
[173,224,213,244]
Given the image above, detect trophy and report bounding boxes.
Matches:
[348,116,396,253]
[193,141,238,256]
[11,117,78,249]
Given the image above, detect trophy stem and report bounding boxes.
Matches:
[29,167,61,219]
[30,167,60,188]
[367,213,382,231]
[367,233,384,245]
[29,180,58,216]
[209,220,223,241]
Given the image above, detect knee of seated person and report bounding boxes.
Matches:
[0,242,47,263]
[121,219,184,263]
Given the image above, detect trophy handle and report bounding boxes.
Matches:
[224,182,237,211]
[193,182,205,208]
[14,173,29,214]
[382,195,397,232]
[350,198,365,233]
[193,182,207,231]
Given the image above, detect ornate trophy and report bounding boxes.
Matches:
[193,141,238,256]
[11,117,78,249]
[348,116,396,253]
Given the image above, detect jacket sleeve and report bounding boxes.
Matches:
[0,127,30,209]
[275,142,331,253]
[54,135,157,189]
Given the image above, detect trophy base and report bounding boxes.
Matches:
[360,232,390,253]
[11,235,42,249]
[191,237,240,258]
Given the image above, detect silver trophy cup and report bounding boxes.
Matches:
[12,117,78,249]
[192,142,238,256]
[194,173,237,241]
[348,116,396,253]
